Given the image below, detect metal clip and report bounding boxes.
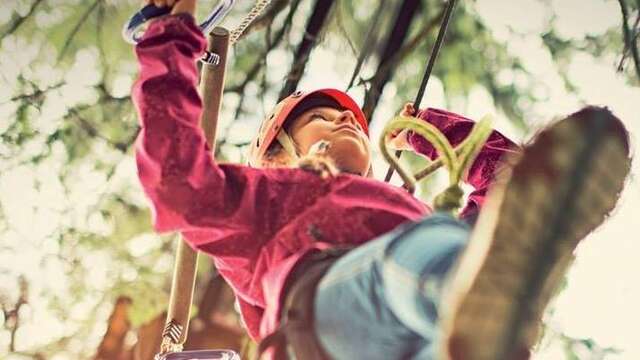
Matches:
[200,51,221,66]
[123,0,236,44]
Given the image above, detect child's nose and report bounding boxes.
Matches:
[336,110,359,128]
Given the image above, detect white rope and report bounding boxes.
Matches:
[229,0,272,44]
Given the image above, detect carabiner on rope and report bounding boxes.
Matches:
[122,0,236,44]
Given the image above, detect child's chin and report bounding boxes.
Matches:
[333,154,370,176]
[328,138,371,175]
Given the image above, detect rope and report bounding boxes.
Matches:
[380,114,493,214]
[384,0,458,182]
[229,0,272,44]
[412,0,458,112]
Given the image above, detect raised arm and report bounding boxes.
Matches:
[408,108,521,221]
[133,14,253,235]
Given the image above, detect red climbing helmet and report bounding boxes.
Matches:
[248,88,369,167]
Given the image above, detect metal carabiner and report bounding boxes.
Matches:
[122,0,236,44]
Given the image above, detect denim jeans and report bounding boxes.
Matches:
[313,213,470,360]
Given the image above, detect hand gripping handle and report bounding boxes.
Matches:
[122,0,236,44]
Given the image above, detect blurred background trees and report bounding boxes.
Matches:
[0,0,638,359]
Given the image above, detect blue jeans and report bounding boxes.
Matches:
[314,213,470,360]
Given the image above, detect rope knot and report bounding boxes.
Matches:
[434,184,464,213]
[380,114,493,215]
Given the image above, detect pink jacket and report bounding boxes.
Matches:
[132,15,519,341]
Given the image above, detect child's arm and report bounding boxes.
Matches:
[132,14,272,236]
[394,105,521,221]
[132,14,217,233]
[132,13,328,244]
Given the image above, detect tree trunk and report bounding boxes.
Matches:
[362,0,421,121]
[278,0,337,100]
[94,297,132,360]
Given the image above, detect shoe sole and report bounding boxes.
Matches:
[438,107,631,360]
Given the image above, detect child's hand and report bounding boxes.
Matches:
[386,102,416,151]
[144,0,196,16]
[400,102,416,117]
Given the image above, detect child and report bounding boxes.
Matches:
[133,1,630,359]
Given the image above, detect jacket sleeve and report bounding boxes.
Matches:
[407,108,521,220]
[132,15,264,237]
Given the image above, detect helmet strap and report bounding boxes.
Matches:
[276,130,300,160]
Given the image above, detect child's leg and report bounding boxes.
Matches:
[438,107,630,360]
[313,213,469,360]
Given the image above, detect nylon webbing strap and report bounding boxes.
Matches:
[160,27,230,355]
[384,0,458,183]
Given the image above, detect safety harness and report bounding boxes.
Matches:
[257,248,352,360]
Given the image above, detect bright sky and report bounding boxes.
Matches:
[0,0,639,358]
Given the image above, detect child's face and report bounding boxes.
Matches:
[287,106,371,176]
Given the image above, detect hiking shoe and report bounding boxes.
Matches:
[438,106,631,360]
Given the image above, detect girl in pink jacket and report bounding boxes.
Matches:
[133,1,631,359]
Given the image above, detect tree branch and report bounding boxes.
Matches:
[0,0,44,42]
[57,0,101,63]
[94,297,132,360]
[226,0,303,121]
[3,276,28,352]
[362,0,421,120]
[1,82,65,105]
[65,105,133,153]
[618,0,640,81]
[375,6,445,86]
[346,0,388,91]
[278,0,337,100]
[334,3,359,61]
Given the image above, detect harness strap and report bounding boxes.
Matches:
[257,248,351,360]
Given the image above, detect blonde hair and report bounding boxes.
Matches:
[260,131,299,168]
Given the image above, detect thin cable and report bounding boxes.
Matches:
[384,0,458,183]
[346,0,387,91]
[413,0,458,110]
